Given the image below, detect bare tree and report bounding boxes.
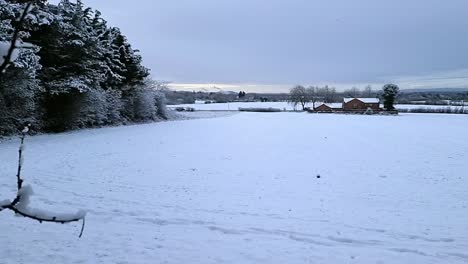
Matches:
[146,79,171,92]
[306,86,319,109]
[288,85,309,110]
[0,2,86,237]
[316,86,326,103]
[328,86,337,103]
[344,87,360,98]
[363,85,373,97]
[323,85,336,103]
[315,85,336,103]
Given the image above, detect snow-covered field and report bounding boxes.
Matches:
[1,113,468,263]
[169,101,467,112]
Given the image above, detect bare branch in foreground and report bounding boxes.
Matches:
[1,126,86,237]
[0,1,86,237]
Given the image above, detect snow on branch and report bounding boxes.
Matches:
[0,2,32,75]
[0,126,86,237]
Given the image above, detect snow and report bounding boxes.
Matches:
[14,184,86,221]
[0,199,11,207]
[0,41,20,65]
[344,98,380,103]
[1,113,468,263]
[21,126,30,134]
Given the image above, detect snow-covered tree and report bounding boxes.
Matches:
[145,79,169,119]
[1,0,162,135]
[155,91,168,119]
[105,89,123,124]
[114,29,149,87]
[0,0,44,135]
[0,47,42,135]
[34,0,103,94]
[382,84,400,110]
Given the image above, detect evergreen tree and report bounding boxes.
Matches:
[113,29,149,87]
[0,0,43,135]
[34,0,103,94]
[0,0,160,135]
[382,84,400,110]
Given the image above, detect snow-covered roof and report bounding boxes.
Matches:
[316,103,342,109]
[343,98,380,104]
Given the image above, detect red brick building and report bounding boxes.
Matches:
[342,98,380,111]
[311,98,381,113]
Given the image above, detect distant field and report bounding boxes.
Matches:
[170,101,297,111]
[169,101,467,112]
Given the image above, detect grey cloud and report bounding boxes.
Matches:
[53,0,468,90]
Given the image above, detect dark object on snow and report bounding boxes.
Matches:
[316,175,321,179]
[175,107,195,112]
[238,107,281,112]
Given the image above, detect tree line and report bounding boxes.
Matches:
[288,85,339,110]
[0,0,166,136]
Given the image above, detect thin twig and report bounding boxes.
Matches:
[79,217,86,238]
[10,128,27,207]
[17,132,26,190]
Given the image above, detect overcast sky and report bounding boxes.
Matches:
[52,0,468,92]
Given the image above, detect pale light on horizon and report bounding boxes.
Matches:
[167,68,468,93]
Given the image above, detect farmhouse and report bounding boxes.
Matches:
[311,98,381,113]
[343,98,380,111]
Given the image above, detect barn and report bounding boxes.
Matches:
[343,98,380,111]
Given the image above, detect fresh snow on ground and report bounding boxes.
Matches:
[1,113,468,263]
[169,101,467,112]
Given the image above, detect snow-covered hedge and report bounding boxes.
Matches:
[121,88,168,122]
[398,107,466,114]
